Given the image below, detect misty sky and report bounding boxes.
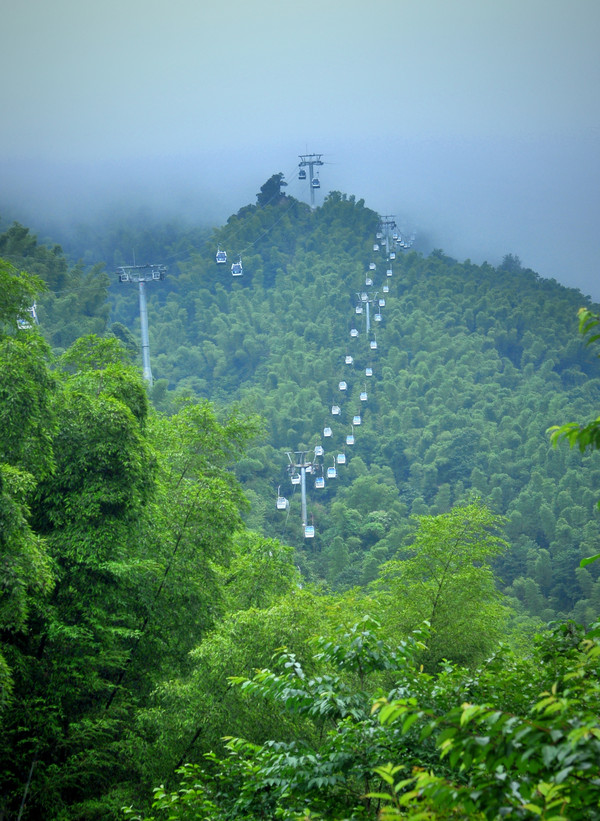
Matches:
[2,0,599,299]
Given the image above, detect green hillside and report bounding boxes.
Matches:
[102,189,600,625]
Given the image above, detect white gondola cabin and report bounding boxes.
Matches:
[345,355,353,365]
[386,268,393,277]
[324,426,332,437]
[304,525,315,538]
[365,277,373,286]
[231,259,243,276]
[346,432,354,445]
[350,328,359,338]
[360,389,368,401]
[370,339,378,350]
[276,487,288,510]
[383,284,389,293]
[373,243,379,251]
[379,298,385,307]
[298,168,307,180]
[390,251,396,260]
[314,444,324,456]
[216,247,227,264]
[365,367,373,377]
[369,262,376,270]
[331,405,341,415]
[353,414,361,425]
[337,453,346,465]
[339,381,347,391]
[355,304,363,314]
[311,177,320,189]
[315,476,325,489]
[327,463,337,479]
[375,313,382,322]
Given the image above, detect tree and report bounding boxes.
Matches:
[375,501,509,669]
[256,172,287,207]
[548,308,600,566]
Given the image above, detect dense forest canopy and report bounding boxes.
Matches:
[1,183,599,818]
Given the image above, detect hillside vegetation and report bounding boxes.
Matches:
[1,186,600,819]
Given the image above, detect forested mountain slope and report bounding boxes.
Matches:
[106,190,600,625]
[4,189,600,624]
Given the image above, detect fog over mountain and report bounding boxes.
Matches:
[2,0,599,298]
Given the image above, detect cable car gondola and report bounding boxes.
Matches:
[331,404,341,415]
[311,177,320,189]
[216,247,227,264]
[337,453,346,465]
[383,284,389,293]
[375,313,382,322]
[345,355,353,365]
[304,524,315,538]
[327,460,337,479]
[365,367,373,377]
[350,328,359,338]
[365,277,373,286]
[353,414,361,425]
[339,381,347,391]
[314,444,324,457]
[324,426,332,437]
[370,339,378,350]
[369,262,376,270]
[231,258,243,276]
[276,486,288,510]
[355,304,363,314]
[298,168,307,180]
[360,389,368,401]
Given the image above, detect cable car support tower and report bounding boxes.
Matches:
[115,264,167,386]
[286,450,318,538]
[298,153,324,208]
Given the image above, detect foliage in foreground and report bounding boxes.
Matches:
[124,620,600,820]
